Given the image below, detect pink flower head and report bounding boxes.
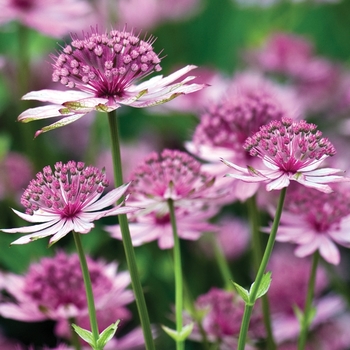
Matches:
[186,288,264,346]
[274,186,350,264]
[126,149,216,214]
[0,161,138,245]
[18,27,206,137]
[221,118,347,193]
[106,205,218,249]
[186,71,301,202]
[0,251,133,324]
[0,0,94,38]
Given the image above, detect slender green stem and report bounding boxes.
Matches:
[107,110,155,350]
[298,251,320,350]
[247,196,276,350]
[237,187,287,350]
[211,234,233,290]
[73,232,99,345]
[168,199,184,350]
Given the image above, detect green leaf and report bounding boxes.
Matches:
[162,323,194,341]
[232,281,249,303]
[97,320,120,348]
[293,304,304,324]
[250,271,272,301]
[71,323,94,345]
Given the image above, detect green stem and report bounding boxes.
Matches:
[73,232,99,345]
[247,196,276,350]
[211,234,233,290]
[168,199,184,350]
[237,187,287,350]
[298,251,320,350]
[107,110,155,350]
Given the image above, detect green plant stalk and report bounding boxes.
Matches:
[211,234,233,290]
[168,198,184,350]
[247,196,276,350]
[298,251,320,350]
[237,187,287,350]
[107,111,155,350]
[73,231,99,346]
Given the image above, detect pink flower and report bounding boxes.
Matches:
[18,27,206,137]
[106,205,218,249]
[0,161,138,245]
[0,0,94,38]
[126,149,217,214]
[0,251,133,324]
[186,71,301,202]
[221,118,347,193]
[272,186,350,265]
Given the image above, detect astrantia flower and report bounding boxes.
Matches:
[126,149,216,214]
[0,160,138,245]
[18,27,206,136]
[273,186,350,264]
[221,118,347,193]
[0,251,133,324]
[184,287,264,348]
[107,205,218,249]
[0,0,94,38]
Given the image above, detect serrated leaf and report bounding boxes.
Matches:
[71,323,94,345]
[97,320,120,347]
[232,281,249,303]
[254,271,272,300]
[162,323,194,341]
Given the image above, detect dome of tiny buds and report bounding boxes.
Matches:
[244,118,336,172]
[52,28,162,101]
[193,91,287,155]
[128,149,214,201]
[23,252,113,311]
[21,161,109,216]
[285,186,350,233]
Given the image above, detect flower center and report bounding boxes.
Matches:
[244,118,336,172]
[11,0,34,10]
[20,161,109,216]
[52,28,162,102]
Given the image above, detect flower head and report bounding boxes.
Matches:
[274,186,350,264]
[0,251,133,323]
[0,160,138,245]
[126,149,216,214]
[18,27,206,136]
[221,118,347,193]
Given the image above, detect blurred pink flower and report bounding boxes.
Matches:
[107,205,218,249]
[221,118,347,193]
[0,0,94,38]
[0,151,33,201]
[272,186,350,264]
[185,287,264,348]
[0,161,138,245]
[126,149,218,214]
[186,71,301,202]
[18,27,206,137]
[0,251,133,325]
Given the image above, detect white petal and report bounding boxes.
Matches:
[266,174,290,191]
[318,236,340,265]
[1,219,58,234]
[11,208,60,223]
[18,105,71,122]
[22,89,91,104]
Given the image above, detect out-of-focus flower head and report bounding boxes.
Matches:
[221,118,347,193]
[185,287,264,348]
[272,185,350,264]
[0,151,33,201]
[186,71,302,202]
[18,27,206,137]
[0,0,95,38]
[106,205,218,249]
[0,251,133,326]
[126,148,218,215]
[0,160,138,245]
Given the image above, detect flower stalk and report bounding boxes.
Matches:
[107,110,155,350]
[237,187,287,350]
